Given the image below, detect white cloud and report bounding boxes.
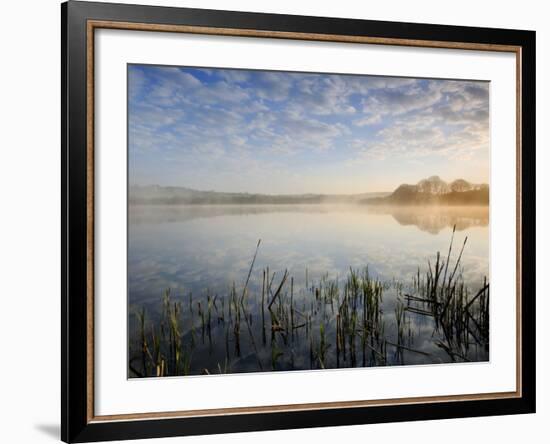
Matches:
[254,72,293,101]
[217,69,250,83]
[353,114,382,127]
[128,66,490,192]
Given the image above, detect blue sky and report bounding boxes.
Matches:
[128,65,489,194]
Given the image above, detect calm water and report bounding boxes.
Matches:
[128,204,489,377]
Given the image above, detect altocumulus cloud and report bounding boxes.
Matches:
[128,65,489,193]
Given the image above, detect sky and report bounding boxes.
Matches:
[128,65,490,194]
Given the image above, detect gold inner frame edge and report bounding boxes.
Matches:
[85,19,523,423]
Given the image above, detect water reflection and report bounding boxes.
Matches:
[367,205,489,234]
[128,204,490,376]
[130,204,489,235]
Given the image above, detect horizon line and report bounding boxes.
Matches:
[129,176,490,197]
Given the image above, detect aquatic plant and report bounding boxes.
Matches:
[129,226,489,377]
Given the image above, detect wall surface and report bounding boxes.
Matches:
[0,0,547,443]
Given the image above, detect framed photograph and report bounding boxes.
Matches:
[62,1,536,442]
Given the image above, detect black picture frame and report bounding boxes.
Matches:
[62,1,536,442]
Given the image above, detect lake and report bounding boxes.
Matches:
[128,204,490,377]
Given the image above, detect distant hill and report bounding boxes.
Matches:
[129,185,390,205]
[365,176,489,206]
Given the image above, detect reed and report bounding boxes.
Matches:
[130,229,489,377]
